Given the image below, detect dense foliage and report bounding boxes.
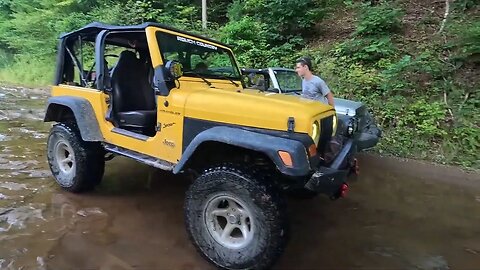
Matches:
[0,0,478,168]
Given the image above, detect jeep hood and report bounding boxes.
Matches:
[184,88,335,134]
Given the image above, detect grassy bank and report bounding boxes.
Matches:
[0,55,54,87]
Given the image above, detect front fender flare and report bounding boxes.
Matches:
[173,126,310,176]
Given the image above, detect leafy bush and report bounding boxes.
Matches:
[354,3,403,36]
[219,17,270,67]
[402,100,447,138]
[0,48,12,69]
[453,0,480,11]
[378,50,451,94]
[451,20,480,63]
[227,0,327,44]
[336,37,397,63]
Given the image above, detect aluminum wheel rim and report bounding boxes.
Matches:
[54,139,75,176]
[204,194,254,249]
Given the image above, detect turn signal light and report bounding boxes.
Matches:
[278,151,293,167]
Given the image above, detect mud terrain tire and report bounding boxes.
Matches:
[47,122,104,192]
[184,164,288,270]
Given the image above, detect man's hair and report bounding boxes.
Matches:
[296,56,313,71]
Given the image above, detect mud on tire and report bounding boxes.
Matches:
[184,164,288,270]
[47,122,104,193]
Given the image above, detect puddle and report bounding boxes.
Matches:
[19,170,51,179]
[414,255,450,270]
[76,207,107,218]
[0,182,28,191]
[0,204,45,232]
[0,160,40,170]
[0,133,8,141]
[8,127,47,139]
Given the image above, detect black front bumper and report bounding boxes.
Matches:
[304,139,356,197]
[356,124,381,151]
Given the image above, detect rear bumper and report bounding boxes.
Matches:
[304,139,356,197]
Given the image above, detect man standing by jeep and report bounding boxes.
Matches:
[295,57,335,106]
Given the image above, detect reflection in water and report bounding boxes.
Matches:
[0,182,28,191]
[0,85,479,269]
[0,204,45,232]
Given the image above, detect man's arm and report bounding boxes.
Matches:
[317,78,335,107]
[326,92,335,107]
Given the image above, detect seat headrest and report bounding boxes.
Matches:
[111,50,139,79]
[118,50,138,63]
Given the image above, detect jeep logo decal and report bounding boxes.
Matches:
[163,139,175,148]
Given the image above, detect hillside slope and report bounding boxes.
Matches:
[302,0,479,168]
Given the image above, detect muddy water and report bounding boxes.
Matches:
[1,85,479,270]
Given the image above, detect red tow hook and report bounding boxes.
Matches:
[330,183,349,200]
[340,183,349,198]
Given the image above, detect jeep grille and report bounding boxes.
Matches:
[317,115,334,155]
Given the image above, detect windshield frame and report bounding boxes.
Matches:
[272,69,302,93]
[156,29,242,81]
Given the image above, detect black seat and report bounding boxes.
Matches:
[110,50,156,135]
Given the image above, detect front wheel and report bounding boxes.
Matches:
[47,123,104,193]
[184,164,288,270]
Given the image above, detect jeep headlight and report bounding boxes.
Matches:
[311,121,320,145]
[332,114,338,136]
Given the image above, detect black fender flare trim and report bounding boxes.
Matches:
[44,96,103,142]
[173,126,310,176]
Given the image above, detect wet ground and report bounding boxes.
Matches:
[0,85,479,270]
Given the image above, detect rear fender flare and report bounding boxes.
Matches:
[44,96,103,142]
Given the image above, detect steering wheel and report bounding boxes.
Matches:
[84,54,119,86]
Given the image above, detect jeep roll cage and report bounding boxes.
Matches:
[55,21,235,90]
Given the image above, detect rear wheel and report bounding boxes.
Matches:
[184,164,288,270]
[47,123,104,192]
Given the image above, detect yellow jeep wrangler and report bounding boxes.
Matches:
[44,22,355,269]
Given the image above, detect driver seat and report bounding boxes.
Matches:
[110,50,156,136]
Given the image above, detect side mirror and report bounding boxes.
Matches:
[153,61,182,96]
[165,60,183,80]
